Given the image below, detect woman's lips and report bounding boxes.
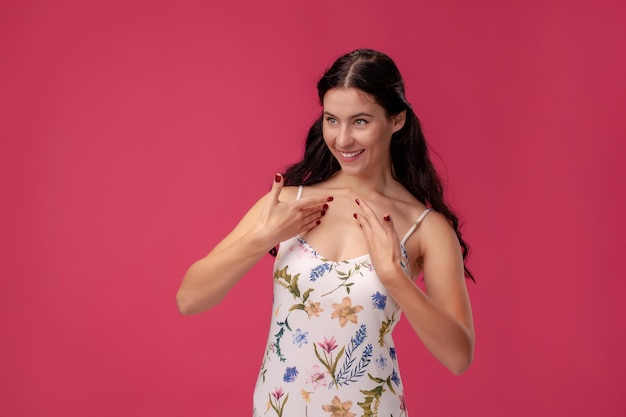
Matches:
[338,149,365,159]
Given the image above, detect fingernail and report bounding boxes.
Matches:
[321,210,326,216]
[384,215,391,222]
[353,213,358,219]
[355,198,360,205]
[316,219,321,225]
[274,173,282,183]
[323,203,328,210]
[327,196,334,202]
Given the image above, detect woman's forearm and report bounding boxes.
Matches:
[177,182,330,316]
[383,269,475,375]
[176,231,270,315]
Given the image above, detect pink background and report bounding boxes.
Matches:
[2,0,625,416]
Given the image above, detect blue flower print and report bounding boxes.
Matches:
[400,246,409,271]
[389,347,397,360]
[371,292,387,310]
[391,368,401,386]
[292,328,309,348]
[310,263,332,281]
[283,366,298,383]
[375,354,388,369]
[351,324,367,347]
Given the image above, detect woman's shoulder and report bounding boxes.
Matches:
[387,186,456,251]
[390,189,449,236]
[278,185,301,202]
[386,184,427,220]
[291,182,338,196]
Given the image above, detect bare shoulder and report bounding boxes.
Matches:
[210,185,298,254]
[244,185,301,221]
[411,209,464,275]
[296,182,335,197]
[278,185,300,202]
[417,210,459,248]
[400,205,460,273]
[385,185,429,227]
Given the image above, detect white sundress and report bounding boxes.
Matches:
[253,185,433,417]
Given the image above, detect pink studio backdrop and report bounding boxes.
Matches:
[1,1,625,416]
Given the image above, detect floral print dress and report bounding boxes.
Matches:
[253,187,433,417]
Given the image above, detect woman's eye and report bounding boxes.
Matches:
[355,119,368,126]
[326,117,337,124]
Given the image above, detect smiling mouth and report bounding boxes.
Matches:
[339,150,365,158]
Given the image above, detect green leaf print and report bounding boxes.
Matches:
[358,390,383,417]
[273,324,287,362]
[291,274,300,298]
[321,260,369,297]
[358,374,389,417]
[274,265,317,318]
[378,312,397,347]
[274,266,302,299]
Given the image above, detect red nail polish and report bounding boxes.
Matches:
[355,198,360,205]
[274,173,282,183]
[323,203,328,210]
[327,196,334,202]
[384,215,391,222]
[353,213,358,219]
[316,219,321,225]
[321,210,326,216]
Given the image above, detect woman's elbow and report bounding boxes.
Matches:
[176,290,206,315]
[176,291,195,315]
[176,288,220,315]
[448,342,474,376]
[441,331,474,376]
[449,355,473,376]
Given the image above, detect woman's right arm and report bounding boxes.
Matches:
[176,175,331,315]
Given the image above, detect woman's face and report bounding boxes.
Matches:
[322,87,405,178]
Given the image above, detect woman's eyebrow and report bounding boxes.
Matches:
[323,111,374,119]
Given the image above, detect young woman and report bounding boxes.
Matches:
[177,49,475,417]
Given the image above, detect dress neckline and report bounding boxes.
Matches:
[294,235,410,273]
[296,235,371,263]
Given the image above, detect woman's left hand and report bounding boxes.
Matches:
[353,198,405,282]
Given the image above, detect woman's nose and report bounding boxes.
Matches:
[336,126,353,147]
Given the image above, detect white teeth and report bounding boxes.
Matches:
[339,150,364,158]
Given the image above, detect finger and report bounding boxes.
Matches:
[293,196,334,211]
[302,205,328,223]
[381,213,400,239]
[353,211,362,228]
[297,199,329,227]
[269,173,284,203]
[301,217,322,233]
[300,201,329,218]
[354,198,375,228]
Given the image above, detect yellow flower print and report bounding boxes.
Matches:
[301,389,313,403]
[331,297,363,327]
[305,300,324,317]
[321,395,356,417]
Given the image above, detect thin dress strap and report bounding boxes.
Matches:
[296,185,304,200]
[401,208,434,245]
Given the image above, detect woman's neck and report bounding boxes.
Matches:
[328,169,397,197]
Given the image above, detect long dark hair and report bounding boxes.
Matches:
[282,49,474,281]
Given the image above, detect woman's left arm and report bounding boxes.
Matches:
[355,200,474,375]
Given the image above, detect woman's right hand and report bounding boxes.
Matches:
[250,174,332,249]
[177,174,332,314]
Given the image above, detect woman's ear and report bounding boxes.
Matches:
[391,110,406,133]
